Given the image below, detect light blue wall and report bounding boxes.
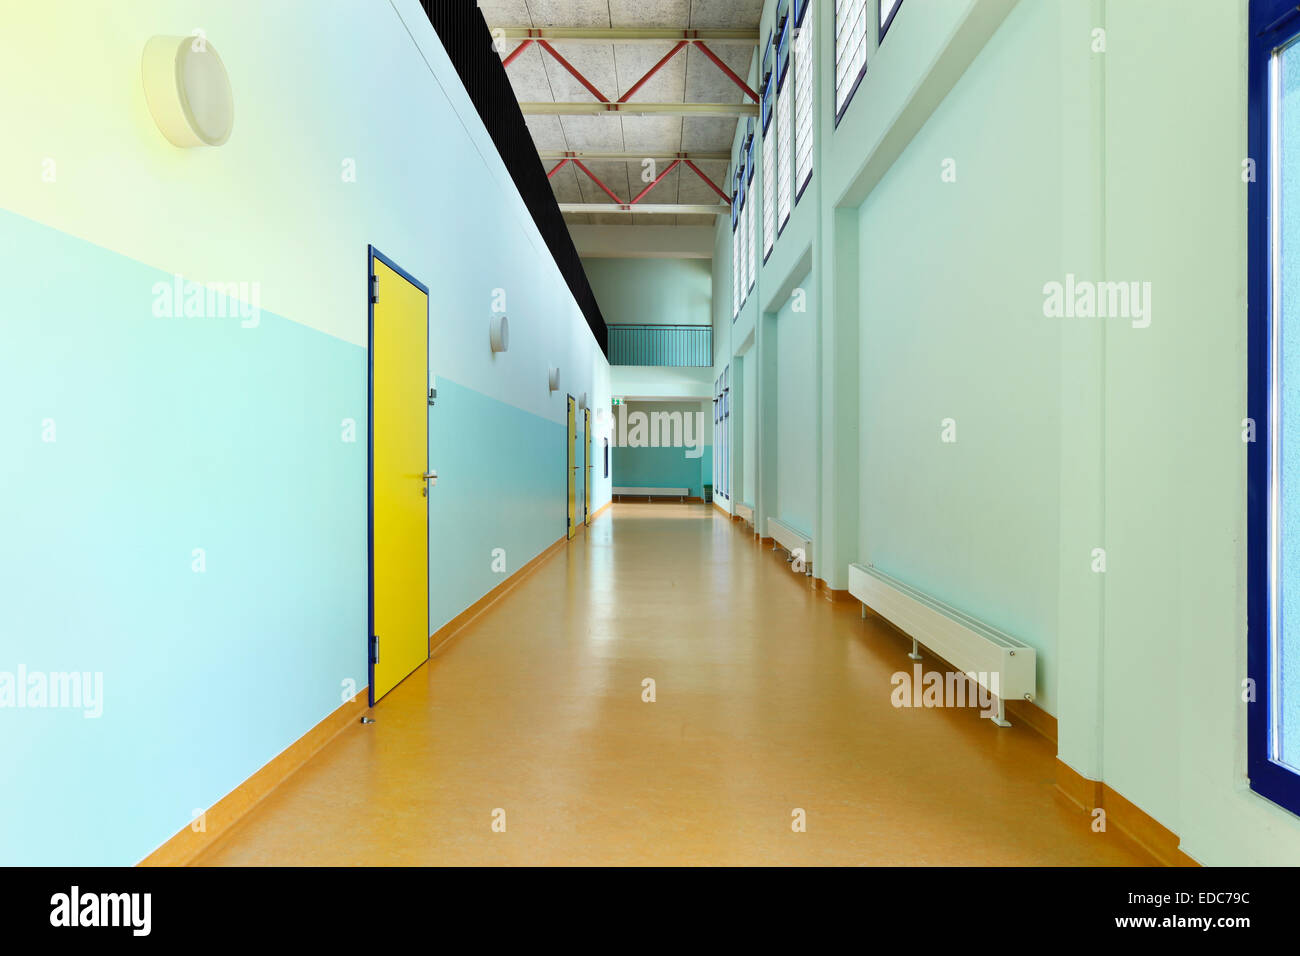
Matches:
[428,378,567,631]
[0,0,611,865]
[0,210,366,865]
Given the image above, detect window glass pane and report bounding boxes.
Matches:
[743,201,754,303]
[835,0,868,115]
[777,83,793,228]
[1278,40,1300,768]
[880,0,901,32]
[732,209,740,317]
[795,5,815,195]
[747,189,757,291]
[763,128,776,258]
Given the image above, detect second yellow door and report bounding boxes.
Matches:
[567,395,577,539]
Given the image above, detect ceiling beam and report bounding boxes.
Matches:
[521,102,758,117]
[539,150,730,162]
[494,27,759,43]
[560,204,729,216]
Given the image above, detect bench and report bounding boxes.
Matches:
[612,486,690,502]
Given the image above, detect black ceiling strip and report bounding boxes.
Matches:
[418,1,609,356]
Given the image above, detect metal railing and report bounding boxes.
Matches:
[607,324,712,367]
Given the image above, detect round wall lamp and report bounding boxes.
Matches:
[489,314,509,353]
[548,367,561,392]
[142,35,235,147]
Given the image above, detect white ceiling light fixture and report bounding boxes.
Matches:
[489,314,509,353]
[142,35,235,147]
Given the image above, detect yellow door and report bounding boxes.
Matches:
[584,408,592,525]
[369,250,429,704]
[567,396,576,539]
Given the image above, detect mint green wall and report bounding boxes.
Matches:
[857,0,1062,713]
[1096,0,1274,866]
[708,0,1300,864]
[742,353,758,507]
[583,257,712,325]
[776,280,817,536]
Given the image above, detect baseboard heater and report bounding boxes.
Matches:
[735,502,754,528]
[612,486,689,501]
[847,563,1036,728]
[767,517,812,576]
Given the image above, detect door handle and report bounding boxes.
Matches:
[422,470,437,496]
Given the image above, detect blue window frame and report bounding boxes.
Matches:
[760,32,775,134]
[731,177,740,319]
[775,0,793,236]
[835,0,869,125]
[880,0,903,42]
[1249,0,1300,817]
[746,122,756,186]
[760,31,776,264]
[792,0,815,203]
[775,2,791,90]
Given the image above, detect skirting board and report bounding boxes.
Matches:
[859,598,1193,865]
[139,687,370,866]
[860,599,1061,750]
[815,578,854,603]
[141,502,612,866]
[1055,760,1200,867]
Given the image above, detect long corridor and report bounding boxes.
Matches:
[196,505,1148,866]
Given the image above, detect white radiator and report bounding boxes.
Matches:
[735,502,754,527]
[847,563,1036,727]
[767,517,812,576]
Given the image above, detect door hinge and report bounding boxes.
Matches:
[370,273,379,304]
[370,634,379,664]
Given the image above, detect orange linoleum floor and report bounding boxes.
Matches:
[194,503,1150,866]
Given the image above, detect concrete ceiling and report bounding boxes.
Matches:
[479,0,763,228]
